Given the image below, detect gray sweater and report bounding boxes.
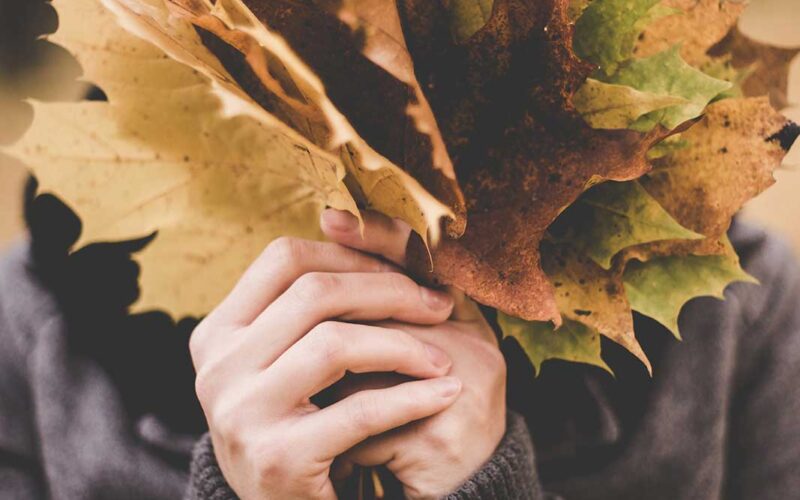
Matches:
[2,221,800,499]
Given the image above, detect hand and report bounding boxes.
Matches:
[189,214,463,499]
[321,210,507,500]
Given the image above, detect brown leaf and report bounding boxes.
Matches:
[402,0,664,322]
[635,0,746,67]
[630,97,790,260]
[710,27,800,110]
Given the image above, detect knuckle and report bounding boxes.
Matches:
[265,236,306,272]
[193,369,213,407]
[188,322,208,363]
[193,359,225,407]
[306,322,347,364]
[292,272,340,303]
[209,400,245,445]
[252,435,288,485]
[385,272,412,297]
[348,392,380,433]
[421,418,461,457]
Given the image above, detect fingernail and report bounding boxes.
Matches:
[434,376,462,398]
[421,287,453,311]
[425,343,451,369]
[321,209,359,232]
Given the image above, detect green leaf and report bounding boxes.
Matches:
[605,47,733,131]
[699,56,754,102]
[444,0,494,43]
[498,314,612,375]
[573,0,665,75]
[573,78,688,129]
[623,249,758,339]
[552,181,702,269]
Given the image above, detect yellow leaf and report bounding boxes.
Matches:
[166,0,453,244]
[3,0,360,317]
[542,243,651,374]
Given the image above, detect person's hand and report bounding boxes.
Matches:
[189,215,464,499]
[321,210,507,499]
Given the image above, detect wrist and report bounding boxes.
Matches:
[442,411,539,500]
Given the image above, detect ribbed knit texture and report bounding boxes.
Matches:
[444,412,542,499]
[185,434,237,500]
[185,413,543,500]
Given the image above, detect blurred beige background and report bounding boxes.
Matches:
[1,0,799,253]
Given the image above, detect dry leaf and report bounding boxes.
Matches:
[402,0,665,322]
[632,97,791,259]
[635,0,747,66]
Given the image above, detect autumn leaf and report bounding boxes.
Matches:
[541,242,650,373]
[401,0,665,322]
[551,180,701,270]
[498,313,611,375]
[573,0,665,75]
[572,78,688,129]
[602,46,732,132]
[312,0,468,235]
[635,0,746,67]
[1,0,363,317]
[623,242,757,338]
[710,27,800,110]
[633,97,792,259]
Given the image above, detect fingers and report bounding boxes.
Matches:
[206,237,395,328]
[301,376,461,461]
[260,322,452,408]
[241,272,454,368]
[321,209,412,267]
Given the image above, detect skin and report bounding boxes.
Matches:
[190,209,506,500]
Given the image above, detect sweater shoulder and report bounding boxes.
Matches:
[728,221,800,343]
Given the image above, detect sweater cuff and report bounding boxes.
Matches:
[185,433,239,500]
[445,411,543,500]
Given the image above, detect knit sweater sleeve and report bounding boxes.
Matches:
[186,411,547,499]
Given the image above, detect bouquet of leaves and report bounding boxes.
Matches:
[4,0,799,376]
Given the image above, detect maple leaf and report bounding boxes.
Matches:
[401,0,665,322]
[541,242,650,373]
[171,0,461,242]
[635,0,747,67]
[623,240,757,339]
[2,0,362,317]
[573,0,668,75]
[306,0,468,235]
[631,97,792,260]
[710,27,800,110]
[498,313,611,375]
[572,78,688,130]
[602,46,732,132]
[551,180,701,270]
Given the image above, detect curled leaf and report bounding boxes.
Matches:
[573,78,688,129]
[604,47,732,131]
